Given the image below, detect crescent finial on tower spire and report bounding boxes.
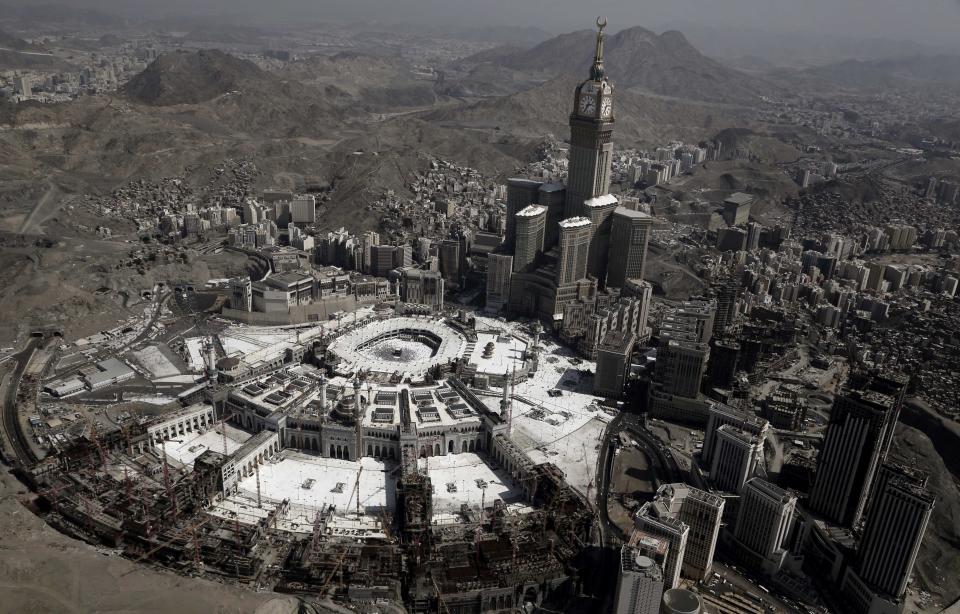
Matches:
[591,16,607,80]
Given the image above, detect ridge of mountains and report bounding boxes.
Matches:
[804,54,960,88]
[464,26,781,104]
[0,28,72,70]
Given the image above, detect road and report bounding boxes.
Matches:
[594,411,623,546]
[116,291,170,355]
[1,338,41,465]
[594,411,684,546]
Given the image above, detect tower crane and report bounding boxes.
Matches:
[347,466,364,516]
[120,516,211,576]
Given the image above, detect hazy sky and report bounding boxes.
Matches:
[19,0,960,47]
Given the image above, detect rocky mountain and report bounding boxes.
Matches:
[0,28,71,70]
[0,29,41,51]
[425,76,754,147]
[671,23,948,68]
[121,50,350,138]
[475,26,780,105]
[805,55,960,88]
[278,52,441,111]
[123,50,273,106]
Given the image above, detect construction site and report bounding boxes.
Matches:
[7,312,607,613]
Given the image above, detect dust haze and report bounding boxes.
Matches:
[4,0,960,48]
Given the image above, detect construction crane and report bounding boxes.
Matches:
[506,366,516,435]
[510,514,520,568]
[120,516,211,576]
[82,415,108,467]
[582,443,593,504]
[80,495,96,532]
[121,423,134,457]
[346,466,363,517]
[255,462,262,509]
[41,481,62,507]
[418,434,441,473]
[310,509,325,559]
[123,464,134,506]
[215,409,238,456]
[160,439,179,522]
[379,506,392,541]
[319,544,352,593]
[234,514,244,555]
[431,574,452,614]
[473,523,483,566]
[191,525,203,572]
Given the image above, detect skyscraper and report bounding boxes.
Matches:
[485,253,513,313]
[583,194,619,283]
[290,194,317,224]
[702,403,769,468]
[734,478,797,575]
[399,269,444,312]
[538,183,566,249]
[594,329,636,398]
[808,378,901,527]
[636,484,724,584]
[369,245,398,277]
[505,178,543,250]
[655,335,709,399]
[841,463,934,613]
[565,19,615,219]
[858,463,933,597]
[438,239,462,287]
[501,19,619,324]
[607,206,653,289]
[710,425,763,493]
[634,509,688,590]
[713,277,739,333]
[556,217,592,285]
[614,546,665,614]
[513,205,547,273]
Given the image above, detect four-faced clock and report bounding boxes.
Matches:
[600,96,612,119]
[578,94,596,116]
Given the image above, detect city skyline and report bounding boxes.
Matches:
[0,7,956,614]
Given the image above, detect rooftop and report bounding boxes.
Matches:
[613,206,652,220]
[583,194,618,209]
[516,205,547,218]
[724,192,754,206]
[559,217,592,229]
[507,178,543,189]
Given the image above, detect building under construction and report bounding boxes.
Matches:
[19,316,597,613]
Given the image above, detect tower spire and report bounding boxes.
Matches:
[591,16,607,80]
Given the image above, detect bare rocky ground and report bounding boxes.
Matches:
[890,424,960,609]
[0,232,254,347]
[0,467,298,614]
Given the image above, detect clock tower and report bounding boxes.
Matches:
[565,17,615,219]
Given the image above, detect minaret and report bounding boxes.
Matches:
[318,376,328,411]
[565,17,615,220]
[531,321,543,352]
[353,378,363,460]
[205,339,218,388]
[205,341,217,374]
[499,370,515,436]
[501,371,510,406]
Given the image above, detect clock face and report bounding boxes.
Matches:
[600,97,612,119]
[578,94,596,116]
